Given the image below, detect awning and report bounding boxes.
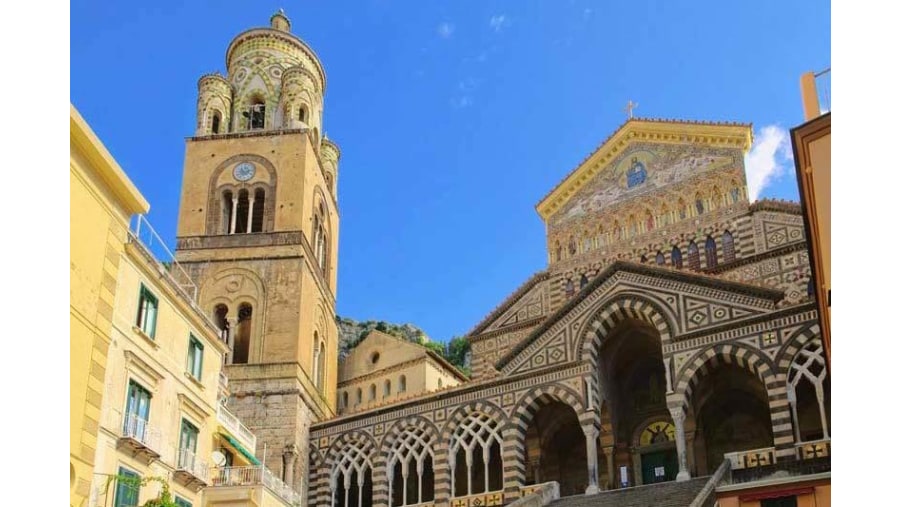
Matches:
[219,432,261,466]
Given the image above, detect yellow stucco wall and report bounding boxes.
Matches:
[92,238,229,507]
[70,105,149,507]
[337,331,464,414]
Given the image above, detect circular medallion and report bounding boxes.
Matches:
[233,162,256,182]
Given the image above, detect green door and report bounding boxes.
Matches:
[641,449,678,484]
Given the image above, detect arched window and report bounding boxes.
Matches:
[313,201,329,274]
[211,111,222,134]
[705,235,718,269]
[317,341,326,391]
[565,279,574,297]
[312,334,325,391]
[214,304,229,343]
[450,412,503,497]
[326,173,334,193]
[554,241,562,263]
[788,339,830,441]
[579,274,589,289]
[222,190,234,234]
[369,384,376,401]
[341,391,349,410]
[298,106,307,123]
[248,97,266,130]
[656,251,665,266]
[722,230,736,262]
[233,304,252,364]
[235,190,250,233]
[687,241,701,271]
[384,380,391,397]
[730,187,741,204]
[582,236,591,253]
[399,375,407,393]
[678,199,687,220]
[251,188,265,233]
[331,437,373,507]
[568,238,577,256]
[672,246,683,269]
[388,426,435,506]
[438,378,443,389]
[356,388,362,405]
[640,254,648,263]
[695,194,705,215]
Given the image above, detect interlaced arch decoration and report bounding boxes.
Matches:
[326,431,375,507]
[384,418,438,506]
[448,411,504,497]
[787,337,829,440]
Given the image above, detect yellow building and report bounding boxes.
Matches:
[71,104,149,507]
[336,331,467,415]
[91,210,230,506]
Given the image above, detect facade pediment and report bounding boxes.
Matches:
[496,261,783,376]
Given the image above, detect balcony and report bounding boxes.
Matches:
[173,448,209,491]
[115,411,162,464]
[216,403,257,452]
[207,466,302,506]
[723,446,775,470]
[722,442,831,485]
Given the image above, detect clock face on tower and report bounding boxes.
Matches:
[233,162,256,182]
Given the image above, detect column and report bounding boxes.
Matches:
[582,425,600,495]
[225,317,237,365]
[529,458,541,484]
[815,382,830,439]
[433,442,452,507]
[282,444,297,487]
[669,407,691,482]
[229,193,238,234]
[247,196,255,233]
[502,425,526,501]
[603,449,614,489]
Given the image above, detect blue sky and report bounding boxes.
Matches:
[71,0,830,343]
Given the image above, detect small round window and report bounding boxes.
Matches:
[371,351,380,365]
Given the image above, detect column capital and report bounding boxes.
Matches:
[669,406,686,423]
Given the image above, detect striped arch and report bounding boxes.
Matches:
[506,383,590,499]
[440,400,508,441]
[309,445,328,507]
[672,343,777,405]
[577,293,677,369]
[776,323,822,376]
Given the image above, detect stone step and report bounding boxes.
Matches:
[548,478,709,507]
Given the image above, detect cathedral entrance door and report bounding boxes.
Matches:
[640,449,678,484]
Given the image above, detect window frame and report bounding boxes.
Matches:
[114,466,141,507]
[187,334,204,381]
[136,284,159,338]
[174,497,193,507]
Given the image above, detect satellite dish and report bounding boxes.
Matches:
[211,450,227,467]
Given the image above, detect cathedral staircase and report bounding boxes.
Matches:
[548,478,709,507]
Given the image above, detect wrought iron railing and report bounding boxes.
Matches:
[177,447,210,482]
[129,214,197,301]
[216,403,258,451]
[208,466,302,505]
[119,411,161,452]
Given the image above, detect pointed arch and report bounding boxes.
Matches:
[687,241,701,271]
[672,343,778,405]
[705,235,718,269]
[722,230,736,262]
[656,251,665,266]
[325,430,376,507]
[671,246,683,269]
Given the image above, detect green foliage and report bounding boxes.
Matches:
[100,474,179,507]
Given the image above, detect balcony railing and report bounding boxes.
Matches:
[115,411,162,463]
[800,67,831,120]
[208,466,302,506]
[216,403,258,451]
[795,438,830,460]
[130,214,198,301]
[723,446,775,470]
[174,448,210,490]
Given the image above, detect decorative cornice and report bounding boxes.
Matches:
[535,118,753,221]
[124,350,165,385]
[466,271,549,337]
[748,199,803,214]
[705,241,808,275]
[178,393,213,421]
[469,316,545,343]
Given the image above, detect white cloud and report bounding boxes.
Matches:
[489,14,510,32]
[437,22,455,38]
[744,125,794,201]
[451,96,473,108]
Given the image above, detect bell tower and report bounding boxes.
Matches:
[174,10,340,497]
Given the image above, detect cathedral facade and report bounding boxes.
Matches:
[175,13,830,507]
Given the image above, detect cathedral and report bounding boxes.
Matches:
[172,11,830,507]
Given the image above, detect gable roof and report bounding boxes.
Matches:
[466,271,549,337]
[535,117,753,221]
[494,260,783,371]
[341,330,469,383]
